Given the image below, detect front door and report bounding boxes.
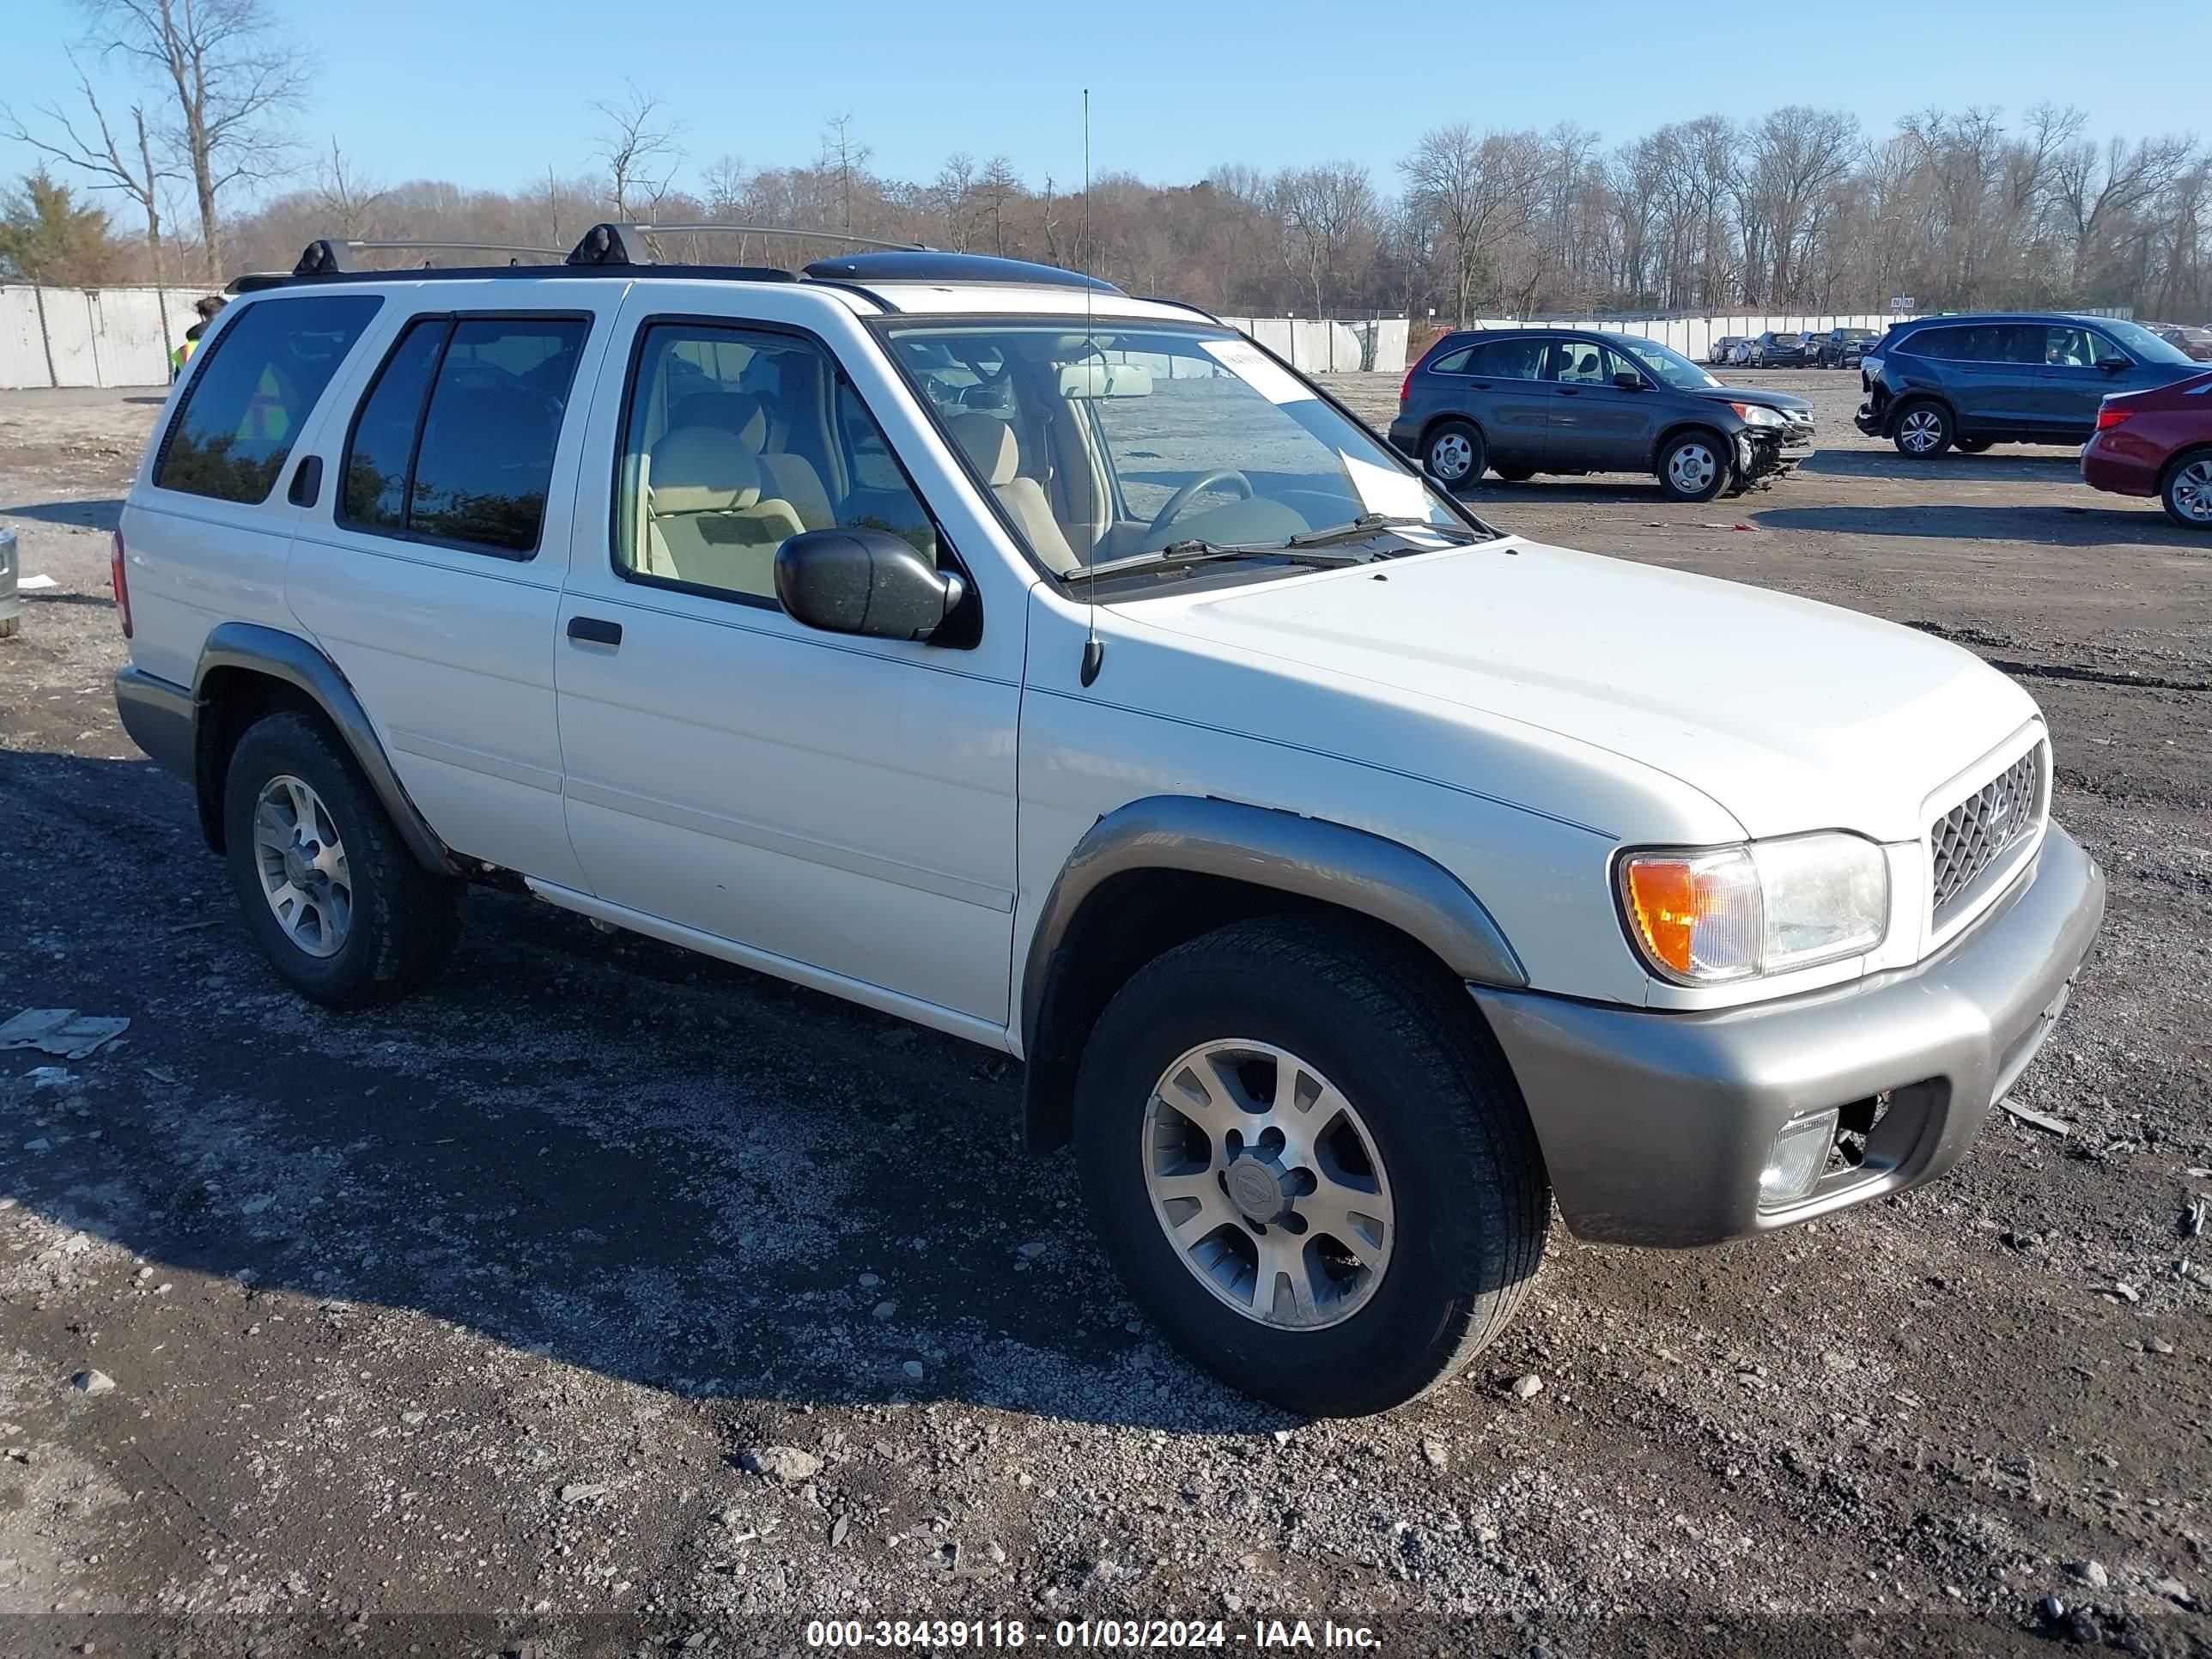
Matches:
[2033,323,2131,437]
[1544,338,1658,471]
[550,288,1024,1033]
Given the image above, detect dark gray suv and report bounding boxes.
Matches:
[1856,313,2203,456]
[1389,329,1814,501]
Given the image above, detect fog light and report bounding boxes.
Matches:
[1758,1109,1838,1208]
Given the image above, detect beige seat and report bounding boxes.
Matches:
[673,391,836,532]
[947,412,1079,574]
[642,426,805,598]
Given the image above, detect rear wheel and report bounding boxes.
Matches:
[2164,450,2212,531]
[1656,429,1729,501]
[1893,401,1954,457]
[1073,917,1549,1417]
[1422,421,1485,488]
[222,712,464,1007]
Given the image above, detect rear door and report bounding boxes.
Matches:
[284,286,627,887]
[1544,337,1656,470]
[1451,336,1553,465]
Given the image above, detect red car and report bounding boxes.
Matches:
[2080,370,2212,529]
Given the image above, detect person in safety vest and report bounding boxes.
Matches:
[169,295,228,378]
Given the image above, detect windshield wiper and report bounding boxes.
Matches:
[1283,513,1488,549]
[1063,540,1370,584]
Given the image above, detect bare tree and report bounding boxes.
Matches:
[1399,125,1540,325]
[1275,161,1376,317]
[975,157,1019,255]
[932,152,976,250]
[81,0,312,280]
[312,138,386,240]
[3,52,175,283]
[819,114,872,232]
[596,81,684,220]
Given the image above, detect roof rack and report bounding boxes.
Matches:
[293,238,567,276]
[804,250,1121,294]
[566,222,923,265]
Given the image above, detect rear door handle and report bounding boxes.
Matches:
[567,616,622,647]
[287,455,322,508]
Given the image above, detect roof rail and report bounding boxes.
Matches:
[803,250,1122,294]
[566,222,923,265]
[293,238,565,276]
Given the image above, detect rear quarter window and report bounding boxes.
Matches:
[155,295,382,504]
[1424,345,1475,374]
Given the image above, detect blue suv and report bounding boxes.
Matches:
[1856,313,2204,456]
[1389,329,1814,501]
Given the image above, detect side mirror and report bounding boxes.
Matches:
[2096,356,2130,373]
[774,528,966,642]
[1613,369,1648,391]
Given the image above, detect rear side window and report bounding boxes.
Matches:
[1424,345,1474,374]
[155,295,380,504]
[1467,338,1547,379]
[338,314,590,557]
[1898,326,1957,359]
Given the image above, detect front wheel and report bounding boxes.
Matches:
[1954,437,1993,454]
[1656,430,1730,501]
[1893,401,1954,457]
[222,712,464,1008]
[2165,450,2212,530]
[1073,917,1549,1417]
[1422,421,1485,489]
[1492,464,1536,483]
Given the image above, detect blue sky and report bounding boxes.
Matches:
[6,0,2208,204]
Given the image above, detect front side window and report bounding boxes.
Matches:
[1611,335,1721,391]
[884,321,1466,581]
[1549,339,1625,386]
[615,322,939,605]
[155,295,381,504]
[339,314,588,556]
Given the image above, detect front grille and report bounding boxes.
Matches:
[1929,745,2045,922]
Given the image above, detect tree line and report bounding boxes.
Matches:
[4,3,2208,325]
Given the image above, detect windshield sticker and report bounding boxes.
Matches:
[1201,338,1316,406]
[1340,452,1431,520]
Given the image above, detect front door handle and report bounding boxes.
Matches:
[567,616,622,647]
[1556,386,1581,397]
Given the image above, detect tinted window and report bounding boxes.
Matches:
[1467,338,1547,379]
[617,323,939,605]
[1424,345,1474,374]
[339,317,587,556]
[341,319,445,529]
[155,295,380,504]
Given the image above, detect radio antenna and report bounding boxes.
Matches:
[1079,87,1104,688]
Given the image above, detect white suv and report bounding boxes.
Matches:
[110,228,2105,1416]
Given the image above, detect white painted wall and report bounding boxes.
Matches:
[0,285,204,388]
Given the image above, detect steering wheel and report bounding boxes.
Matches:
[1146,469,1254,540]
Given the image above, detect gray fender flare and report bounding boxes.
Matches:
[192,621,455,874]
[1018,795,1527,1148]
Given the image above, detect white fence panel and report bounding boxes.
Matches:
[40,289,100,387]
[88,288,174,386]
[0,289,50,389]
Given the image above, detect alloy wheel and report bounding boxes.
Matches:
[1427,432,1474,482]
[251,775,351,958]
[1667,441,1718,495]
[1899,410,1945,453]
[2172,459,2212,524]
[1141,1039,1393,1331]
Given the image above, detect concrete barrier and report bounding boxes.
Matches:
[1,284,206,388]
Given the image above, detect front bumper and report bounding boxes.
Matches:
[1472,824,2105,1247]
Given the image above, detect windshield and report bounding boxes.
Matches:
[881,321,1473,581]
[1608,335,1722,391]
[1770,333,1801,345]
[2099,319,2196,365]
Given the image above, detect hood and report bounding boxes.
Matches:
[1696,384,1812,415]
[1115,539,2039,843]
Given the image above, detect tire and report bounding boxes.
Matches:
[1954,437,1993,454]
[1422,420,1485,488]
[1073,916,1549,1417]
[222,712,464,1008]
[2163,448,2212,531]
[1492,464,1535,483]
[1892,400,1954,457]
[1656,428,1730,502]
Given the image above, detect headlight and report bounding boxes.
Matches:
[1731,402,1786,428]
[1618,833,1889,983]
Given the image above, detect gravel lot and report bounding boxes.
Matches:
[0,372,2208,1658]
